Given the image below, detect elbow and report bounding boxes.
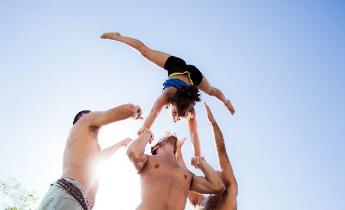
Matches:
[126,147,141,162]
[126,147,136,160]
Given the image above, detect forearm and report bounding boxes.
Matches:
[176,147,187,168]
[127,132,151,160]
[199,159,224,191]
[141,94,167,130]
[188,115,202,157]
[211,121,237,185]
[101,143,122,160]
[190,132,201,157]
[107,103,137,121]
[199,159,220,182]
[142,109,158,129]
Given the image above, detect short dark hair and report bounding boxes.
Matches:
[73,110,91,125]
[151,135,178,155]
[169,85,201,117]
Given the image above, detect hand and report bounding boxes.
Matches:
[119,138,132,147]
[132,105,143,119]
[137,127,154,143]
[177,137,186,151]
[204,103,216,124]
[191,156,204,168]
[225,99,235,115]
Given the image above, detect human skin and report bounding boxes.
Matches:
[188,103,238,210]
[101,32,235,159]
[127,132,225,210]
[61,103,141,208]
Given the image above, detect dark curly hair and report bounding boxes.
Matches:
[169,85,201,117]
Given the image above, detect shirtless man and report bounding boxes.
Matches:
[127,130,225,210]
[38,103,142,210]
[188,103,238,210]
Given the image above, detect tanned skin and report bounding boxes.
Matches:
[127,131,225,210]
[101,32,235,159]
[188,103,238,210]
[62,103,142,208]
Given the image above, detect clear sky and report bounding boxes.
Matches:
[0,0,344,209]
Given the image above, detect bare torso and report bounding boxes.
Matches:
[138,155,193,210]
[170,74,193,86]
[61,122,101,208]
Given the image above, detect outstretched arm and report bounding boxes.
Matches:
[101,138,132,160]
[204,103,238,195]
[138,90,172,134]
[188,110,202,158]
[86,103,142,128]
[190,157,225,194]
[127,129,153,172]
[176,137,187,169]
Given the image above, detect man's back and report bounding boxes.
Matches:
[138,155,193,210]
[62,120,101,206]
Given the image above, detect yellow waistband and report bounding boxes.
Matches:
[168,71,193,85]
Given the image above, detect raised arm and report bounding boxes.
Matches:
[101,138,132,160]
[176,137,187,169]
[190,157,225,194]
[138,91,171,134]
[204,103,238,195]
[187,110,202,158]
[127,129,153,172]
[86,103,142,128]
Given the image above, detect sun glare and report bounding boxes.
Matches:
[93,120,142,210]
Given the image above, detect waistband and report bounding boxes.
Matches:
[53,177,90,210]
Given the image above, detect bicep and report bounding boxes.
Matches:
[190,175,218,194]
[87,104,136,127]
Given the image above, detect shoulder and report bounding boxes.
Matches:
[163,87,177,97]
[71,112,100,132]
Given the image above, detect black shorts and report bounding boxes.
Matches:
[163,56,203,86]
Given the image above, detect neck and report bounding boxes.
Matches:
[157,150,175,159]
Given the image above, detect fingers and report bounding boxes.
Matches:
[137,127,154,143]
[177,137,187,148]
[203,102,215,121]
[132,105,143,120]
[191,156,203,168]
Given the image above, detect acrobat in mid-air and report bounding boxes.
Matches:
[101,32,235,159]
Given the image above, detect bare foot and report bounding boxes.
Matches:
[225,99,235,115]
[100,32,122,40]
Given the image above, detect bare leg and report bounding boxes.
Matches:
[101,32,170,68]
[198,77,235,115]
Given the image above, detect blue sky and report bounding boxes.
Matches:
[0,0,344,209]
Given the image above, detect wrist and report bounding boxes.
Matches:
[138,127,154,143]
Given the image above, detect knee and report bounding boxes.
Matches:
[139,45,150,57]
